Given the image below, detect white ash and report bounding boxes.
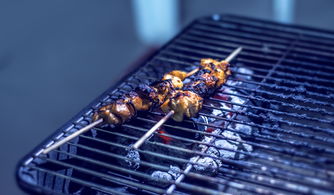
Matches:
[215,130,253,159]
[190,69,254,175]
[190,156,219,175]
[223,88,246,111]
[168,165,181,179]
[150,165,181,183]
[230,95,246,110]
[212,101,232,117]
[196,115,216,132]
[230,123,253,136]
[151,171,173,182]
[124,148,140,170]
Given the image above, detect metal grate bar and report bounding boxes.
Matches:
[217,16,334,44]
[72,135,250,194]
[184,29,334,60]
[72,129,334,194]
[65,142,253,194]
[194,22,334,57]
[40,154,167,194]
[28,166,129,195]
[187,22,334,71]
[157,51,334,93]
[165,44,334,84]
[177,35,334,79]
[115,86,334,155]
[147,59,334,115]
[135,115,334,166]
[121,124,334,179]
[160,50,334,92]
[200,18,334,50]
[121,77,334,145]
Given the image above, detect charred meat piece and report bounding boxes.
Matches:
[92,57,231,126]
[135,84,159,104]
[200,59,231,87]
[161,90,203,122]
[153,80,176,105]
[93,100,136,125]
[122,91,152,111]
[162,74,183,89]
[165,70,188,80]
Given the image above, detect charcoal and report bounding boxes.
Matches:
[191,156,219,175]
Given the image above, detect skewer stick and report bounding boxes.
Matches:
[42,69,199,155]
[132,110,175,149]
[43,47,242,154]
[132,47,243,150]
[184,46,243,78]
[42,119,103,154]
[185,68,199,77]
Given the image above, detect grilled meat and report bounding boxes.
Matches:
[184,59,230,97]
[200,59,231,87]
[164,70,188,80]
[92,102,134,125]
[92,58,231,126]
[161,90,203,121]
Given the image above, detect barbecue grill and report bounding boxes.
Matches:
[17,14,334,195]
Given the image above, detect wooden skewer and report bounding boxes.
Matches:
[42,119,103,154]
[43,47,242,154]
[42,60,201,154]
[132,47,243,150]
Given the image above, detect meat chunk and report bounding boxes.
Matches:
[123,91,152,111]
[162,74,183,89]
[161,90,203,121]
[92,100,135,125]
[166,70,188,80]
[200,58,231,87]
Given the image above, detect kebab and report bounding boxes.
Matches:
[132,47,241,149]
[42,47,242,154]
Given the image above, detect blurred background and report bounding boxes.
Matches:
[0,0,333,194]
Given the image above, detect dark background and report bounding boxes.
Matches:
[0,0,333,194]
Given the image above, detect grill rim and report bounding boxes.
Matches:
[16,14,334,195]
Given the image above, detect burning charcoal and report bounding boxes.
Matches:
[207,146,220,157]
[206,147,223,167]
[230,95,246,111]
[194,115,216,132]
[230,123,253,136]
[191,156,219,175]
[151,171,173,181]
[215,130,253,159]
[150,171,173,187]
[168,165,181,179]
[119,147,140,170]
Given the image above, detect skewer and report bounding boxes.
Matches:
[42,47,242,154]
[132,47,242,149]
[42,119,103,154]
[43,61,200,155]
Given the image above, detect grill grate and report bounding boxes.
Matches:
[17,15,334,195]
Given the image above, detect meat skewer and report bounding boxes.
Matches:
[43,47,242,154]
[132,47,242,149]
[42,62,202,154]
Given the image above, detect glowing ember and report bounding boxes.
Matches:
[157,128,173,144]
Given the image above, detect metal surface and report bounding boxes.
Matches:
[17,15,334,195]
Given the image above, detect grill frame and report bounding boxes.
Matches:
[16,14,334,195]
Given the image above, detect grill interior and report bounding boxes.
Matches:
[17,15,334,195]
